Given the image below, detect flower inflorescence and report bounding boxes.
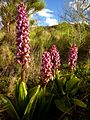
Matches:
[16,2,30,68]
[50,45,60,70]
[41,45,61,84]
[68,43,78,71]
[40,51,52,85]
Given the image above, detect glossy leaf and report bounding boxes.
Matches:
[55,98,70,113]
[18,81,27,103]
[70,86,79,95]
[66,76,80,92]
[28,86,39,99]
[55,76,66,95]
[22,85,40,120]
[17,81,28,117]
[73,98,87,108]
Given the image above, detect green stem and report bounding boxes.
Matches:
[21,65,25,82]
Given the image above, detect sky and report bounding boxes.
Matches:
[0,0,90,28]
[31,0,90,26]
[0,0,65,29]
[31,0,65,26]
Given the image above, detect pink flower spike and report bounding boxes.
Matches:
[68,43,78,71]
[41,51,52,85]
[16,2,30,68]
[50,45,60,70]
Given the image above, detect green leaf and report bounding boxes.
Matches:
[55,98,70,112]
[55,76,66,95]
[73,98,87,108]
[36,87,53,120]
[15,81,19,103]
[66,76,80,92]
[41,94,53,119]
[38,87,46,106]
[22,85,40,120]
[71,86,79,95]
[0,94,20,120]
[17,81,28,117]
[28,86,38,99]
[18,81,27,102]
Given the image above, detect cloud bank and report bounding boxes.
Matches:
[31,8,58,26]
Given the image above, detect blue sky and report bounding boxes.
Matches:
[0,0,90,27]
[45,0,64,21]
[31,0,65,26]
[31,0,90,26]
[0,0,65,28]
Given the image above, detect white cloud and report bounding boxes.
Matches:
[69,1,73,6]
[45,18,58,26]
[30,8,58,26]
[36,8,54,18]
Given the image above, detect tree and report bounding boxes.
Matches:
[62,0,90,23]
[0,0,45,32]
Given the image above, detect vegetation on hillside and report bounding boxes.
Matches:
[0,0,90,120]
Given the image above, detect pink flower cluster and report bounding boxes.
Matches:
[68,43,78,70]
[40,51,52,85]
[50,45,60,70]
[41,45,60,84]
[16,2,30,68]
